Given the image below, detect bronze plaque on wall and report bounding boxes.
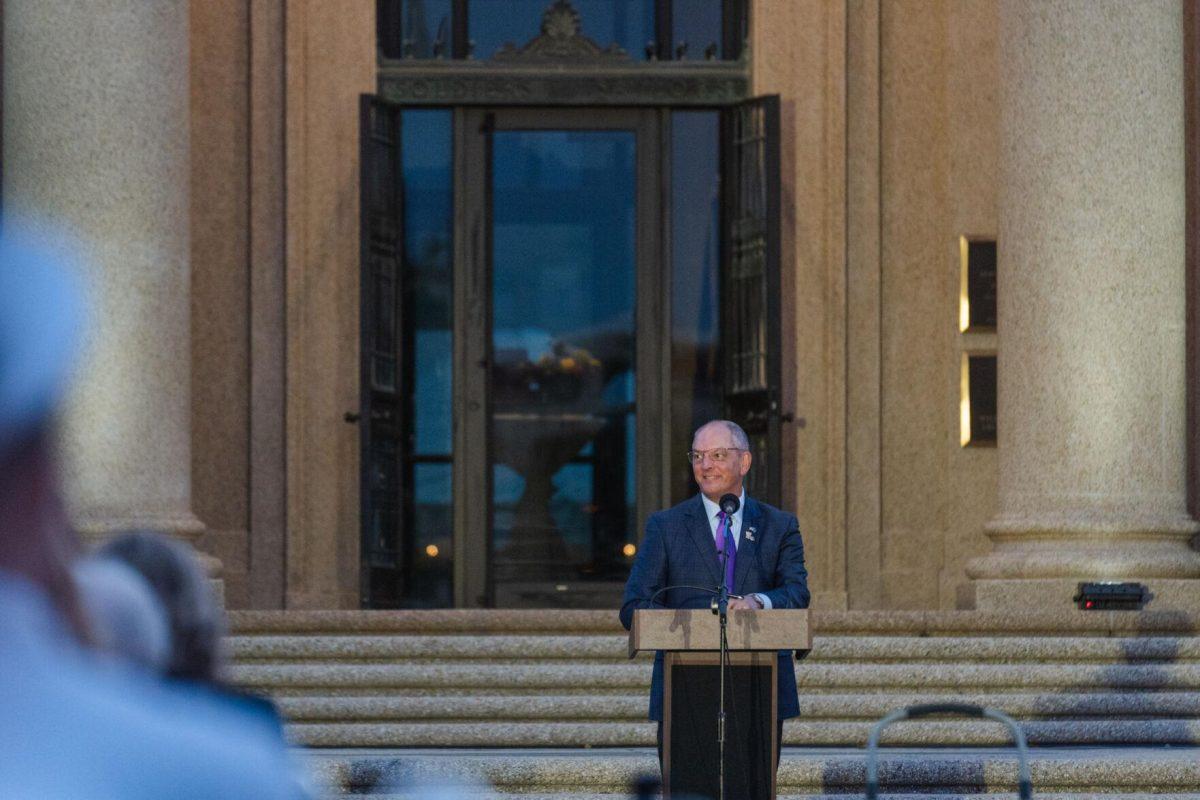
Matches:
[965,354,997,445]
[963,239,997,331]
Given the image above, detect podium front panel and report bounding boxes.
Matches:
[629,608,810,656]
[663,651,777,800]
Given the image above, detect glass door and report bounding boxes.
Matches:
[458,108,665,608]
[359,99,782,608]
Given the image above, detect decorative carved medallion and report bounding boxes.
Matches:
[492,0,629,63]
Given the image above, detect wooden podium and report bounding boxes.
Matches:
[629,609,811,800]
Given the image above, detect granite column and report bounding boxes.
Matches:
[969,0,1200,609]
[3,1,219,575]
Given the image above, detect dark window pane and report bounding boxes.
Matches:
[405,462,454,606]
[470,0,655,60]
[670,111,721,503]
[671,0,722,59]
[966,354,998,445]
[402,110,454,456]
[964,239,997,330]
[379,0,454,59]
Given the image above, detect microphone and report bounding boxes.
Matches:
[716,494,737,574]
[716,494,738,573]
[712,494,739,618]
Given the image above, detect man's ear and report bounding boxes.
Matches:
[740,450,752,477]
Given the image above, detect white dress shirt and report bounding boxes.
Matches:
[699,491,773,609]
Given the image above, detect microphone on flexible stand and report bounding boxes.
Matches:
[712,493,740,617]
[714,552,730,617]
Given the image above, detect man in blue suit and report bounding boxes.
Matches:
[620,419,810,767]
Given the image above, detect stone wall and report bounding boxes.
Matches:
[282,0,375,609]
[191,0,373,609]
[191,0,254,607]
[752,0,1000,610]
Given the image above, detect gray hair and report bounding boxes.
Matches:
[97,531,226,684]
[73,557,171,673]
[694,419,751,451]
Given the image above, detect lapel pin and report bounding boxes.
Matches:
[745,527,756,542]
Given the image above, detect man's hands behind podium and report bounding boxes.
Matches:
[727,596,761,611]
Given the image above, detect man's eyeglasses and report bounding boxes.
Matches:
[687,448,744,465]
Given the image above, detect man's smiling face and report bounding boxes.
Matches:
[691,422,752,502]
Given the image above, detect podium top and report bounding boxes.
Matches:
[628,608,811,657]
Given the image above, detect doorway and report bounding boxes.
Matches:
[457,108,666,608]
[358,99,782,608]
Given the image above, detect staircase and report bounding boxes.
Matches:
[227,609,1200,796]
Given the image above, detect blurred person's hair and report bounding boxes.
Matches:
[0,424,88,639]
[0,225,89,639]
[97,531,225,683]
[73,556,171,672]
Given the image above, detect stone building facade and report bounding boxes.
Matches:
[3,0,1197,612]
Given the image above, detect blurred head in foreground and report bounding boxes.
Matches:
[72,556,171,672]
[98,531,225,684]
[0,224,310,798]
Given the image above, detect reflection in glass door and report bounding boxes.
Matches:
[489,130,637,607]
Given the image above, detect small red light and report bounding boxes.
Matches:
[1085,600,1094,609]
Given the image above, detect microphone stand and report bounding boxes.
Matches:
[712,545,731,800]
[643,578,743,799]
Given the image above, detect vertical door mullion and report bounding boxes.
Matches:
[452,0,469,59]
[656,108,674,529]
[762,96,783,506]
[723,0,745,61]
[656,0,673,61]
[454,107,491,607]
[635,108,667,541]
[657,107,676,520]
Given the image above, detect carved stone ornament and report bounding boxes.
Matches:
[492,0,630,63]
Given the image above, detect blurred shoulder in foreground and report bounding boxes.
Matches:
[0,223,309,798]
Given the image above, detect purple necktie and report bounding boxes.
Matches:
[716,511,736,593]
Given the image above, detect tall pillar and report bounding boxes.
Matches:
[968,0,1200,609]
[3,2,219,575]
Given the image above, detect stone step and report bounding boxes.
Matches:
[229,609,1200,636]
[225,612,1200,749]
[289,718,1200,747]
[230,661,1200,693]
[229,634,638,662]
[228,634,1200,663]
[304,747,1200,797]
[277,691,1200,722]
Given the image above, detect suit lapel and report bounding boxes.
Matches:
[683,494,722,587]
[733,496,763,595]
